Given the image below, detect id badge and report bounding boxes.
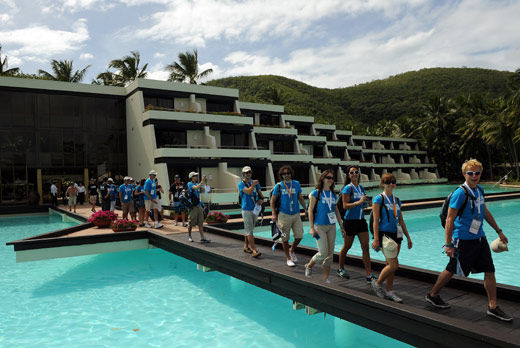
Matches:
[124,195,128,201]
[469,219,482,235]
[328,212,337,224]
[151,189,155,195]
[253,204,262,216]
[397,224,403,238]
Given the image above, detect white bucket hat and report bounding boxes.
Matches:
[490,238,509,253]
[149,170,157,176]
[241,166,252,174]
[382,235,398,259]
[189,171,199,179]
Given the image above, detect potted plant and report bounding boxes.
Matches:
[88,210,118,228]
[205,211,229,224]
[111,219,138,232]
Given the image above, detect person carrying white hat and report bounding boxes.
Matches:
[187,171,210,243]
[238,166,263,258]
[143,170,163,229]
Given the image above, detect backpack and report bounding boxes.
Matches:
[337,184,365,219]
[269,183,282,215]
[179,189,199,208]
[440,185,484,228]
[369,194,400,236]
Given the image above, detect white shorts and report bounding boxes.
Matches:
[145,199,162,211]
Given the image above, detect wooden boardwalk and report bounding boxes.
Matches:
[6,205,520,347]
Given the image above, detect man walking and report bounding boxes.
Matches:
[169,174,187,227]
[88,178,98,213]
[50,181,58,206]
[99,177,110,211]
[270,165,308,267]
[119,177,136,220]
[425,159,512,322]
[144,170,163,229]
[187,172,210,243]
[238,166,263,258]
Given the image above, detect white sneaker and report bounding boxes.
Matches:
[305,266,312,277]
[324,278,331,284]
[290,251,298,263]
[183,222,188,227]
[174,221,178,226]
[188,236,193,242]
[154,223,163,229]
[371,279,386,299]
[385,291,403,303]
[145,222,152,228]
[287,260,296,267]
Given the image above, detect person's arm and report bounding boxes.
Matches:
[335,205,346,237]
[398,213,412,249]
[371,201,381,250]
[444,207,457,257]
[242,181,258,194]
[342,189,366,210]
[308,195,318,237]
[297,194,307,213]
[119,189,123,203]
[270,187,279,222]
[484,206,508,243]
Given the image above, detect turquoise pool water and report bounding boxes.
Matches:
[254,199,520,286]
[0,214,410,347]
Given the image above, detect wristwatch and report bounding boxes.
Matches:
[496,229,503,234]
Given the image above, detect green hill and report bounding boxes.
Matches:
[207,67,514,130]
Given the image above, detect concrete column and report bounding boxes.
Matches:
[37,169,43,204]
[234,100,241,114]
[254,112,260,125]
[248,131,257,149]
[266,163,275,187]
[337,167,346,185]
[309,165,318,186]
[203,126,217,148]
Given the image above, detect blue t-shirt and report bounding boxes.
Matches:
[119,184,133,203]
[188,182,202,207]
[134,185,144,204]
[108,184,118,200]
[342,184,365,220]
[311,189,337,225]
[143,178,157,200]
[449,184,485,240]
[272,180,302,215]
[238,180,262,211]
[373,193,401,233]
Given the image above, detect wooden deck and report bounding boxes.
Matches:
[5,204,520,347]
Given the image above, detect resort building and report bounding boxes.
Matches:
[0,76,445,206]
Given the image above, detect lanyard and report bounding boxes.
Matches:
[462,183,482,215]
[350,183,363,196]
[283,181,293,199]
[322,190,333,211]
[382,193,398,219]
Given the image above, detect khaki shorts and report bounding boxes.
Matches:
[89,195,97,204]
[189,205,205,227]
[242,210,257,236]
[145,199,162,211]
[277,212,303,242]
[68,196,77,206]
[122,201,135,215]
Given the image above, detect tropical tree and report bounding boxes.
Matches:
[107,50,148,86]
[0,45,20,76]
[166,49,213,84]
[260,85,287,105]
[38,59,90,82]
[92,71,120,86]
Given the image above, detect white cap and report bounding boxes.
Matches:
[189,171,199,179]
[241,166,252,174]
[107,178,114,183]
[123,176,130,181]
[149,170,157,176]
[490,238,509,253]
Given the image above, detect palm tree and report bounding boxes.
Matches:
[260,85,287,105]
[0,45,20,76]
[38,59,90,82]
[92,71,121,86]
[166,49,213,84]
[107,51,148,86]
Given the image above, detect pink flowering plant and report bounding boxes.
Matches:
[88,210,118,227]
[111,219,138,231]
[205,211,229,223]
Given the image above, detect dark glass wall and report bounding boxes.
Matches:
[0,88,126,204]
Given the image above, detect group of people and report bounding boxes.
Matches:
[237,159,512,322]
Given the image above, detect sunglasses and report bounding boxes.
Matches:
[282,172,291,175]
[325,176,334,180]
[466,171,481,176]
[384,180,397,185]
[349,170,360,175]
[244,171,252,174]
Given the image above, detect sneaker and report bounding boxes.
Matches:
[183,222,188,227]
[371,279,386,299]
[145,222,152,228]
[154,223,163,229]
[200,238,211,243]
[287,260,296,267]
[385,291,403,303]
[487,306,513,322]
[425,293,450,309]
[290,251,298,262]
[366,274,377,283]
[305,266,312,277]
[188,236,193,242]
[336,269,350,279]
[324,278,331,284]
[174,221,178,226]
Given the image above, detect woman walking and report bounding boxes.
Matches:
[370,173,412,303]
[305,169,345,283]
[337,166,376,283]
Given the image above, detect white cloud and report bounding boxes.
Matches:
[0,0,17,10]
[39,0,115,13]
[220,0,520,88]
[132,0,426,46]
[153,52,165,58]
[0,13,10,23]
[0,19,89,58]
[80,52,94,60]
[147,63,169,81]
[146,61,220,83]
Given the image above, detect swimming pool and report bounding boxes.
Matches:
[1,214,411,347]
[253,199,520,286]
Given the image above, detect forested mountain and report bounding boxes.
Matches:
[207,68,514,131]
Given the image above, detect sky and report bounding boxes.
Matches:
[0,0,519,88]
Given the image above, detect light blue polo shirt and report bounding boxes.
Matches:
[272,180,302,215]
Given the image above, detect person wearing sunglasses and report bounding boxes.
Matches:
[338,166,376,282]
[305,170,345,282]
[238,166,263,258]
[426,159,512,322]
[271,165,307,267]
[370,173,412,303]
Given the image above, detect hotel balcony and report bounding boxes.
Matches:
[143,110,253,126]
[297,135,327,143]
[362,149,427,155]
[270,152,313,162]
[253,126,298,136]
[371,163,437,168]
[326,140,348,148]
[312,156,341,165]
[154,146,271,159]
[282,114,314,123]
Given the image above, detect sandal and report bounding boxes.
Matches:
[243,247,253,254]
[252,251,262,258]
